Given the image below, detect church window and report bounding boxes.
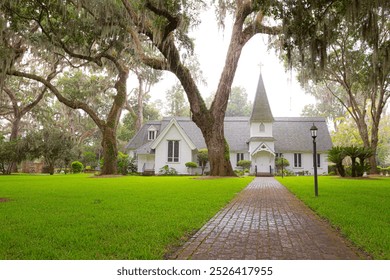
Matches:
[294,153,302,167]
[236,153,244,164]
[259,123,265,132]
[167,140,179,162]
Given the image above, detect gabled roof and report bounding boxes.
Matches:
[150,118,196,150]
[252,142,275,156]
[126,121,161,150]
[250,73,274,123]
[126,117,333,154]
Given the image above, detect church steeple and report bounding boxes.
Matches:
[250,73,274,123]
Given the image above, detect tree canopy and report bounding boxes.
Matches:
[1,0,388,176]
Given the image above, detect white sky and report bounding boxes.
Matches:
[146,9,316,117]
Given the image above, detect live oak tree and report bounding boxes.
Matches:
[120,0,281,176]
[1,0,132,174]
[119,0,387,176]
[2,0,387,176]
[292,6,389,174]
[0,77,48,171]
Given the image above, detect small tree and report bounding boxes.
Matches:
[275,158,290,175]
[0,136,27,175]
[357,147,373,176]
[328,146,347,177]
[237,160,251,171]
[344,146,361,177]
[117,152,129,175]
[185,161,198,175]
[71,161,84,173]
[197,149,209,175]
[25,128,75,175]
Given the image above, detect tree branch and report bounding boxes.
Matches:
[8,70,105,129]
[145,0,181,40]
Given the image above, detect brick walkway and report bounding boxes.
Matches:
[170,177,366,260]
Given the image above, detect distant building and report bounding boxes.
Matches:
[127,74,332,175]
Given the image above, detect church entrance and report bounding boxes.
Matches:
[251,142,275,176]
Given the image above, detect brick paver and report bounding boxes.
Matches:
[170,177,366,260]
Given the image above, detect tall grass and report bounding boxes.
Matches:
[276,176,390,259]
[0,174,253,259]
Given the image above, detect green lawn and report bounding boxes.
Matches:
[276,176,390,259]
[0,174,253,260]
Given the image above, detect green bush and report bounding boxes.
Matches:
[128,157,138,174]
[185,162,198,168]
[71,161,84,173]
[117,152,129,175]
[159,165,178,176]
[237,160,251,170]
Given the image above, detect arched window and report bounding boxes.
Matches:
[259,123,265,132]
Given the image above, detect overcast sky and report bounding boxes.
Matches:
[145,9,316,117]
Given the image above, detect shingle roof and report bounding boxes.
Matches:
[126,116,333,154]
[273,117,332,152]
[250,74,274,122]
[125,121,161,150]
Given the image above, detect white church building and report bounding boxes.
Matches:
[126,74,333,175]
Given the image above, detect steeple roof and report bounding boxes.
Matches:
[250,73,274,122]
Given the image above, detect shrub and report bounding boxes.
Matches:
[197,149,208,175]
[237,160,251,170]
[71,161,84,173]
[117,152,129,175]
[185,162,198,168]
[159,165,178,176]
[128,157,138,174]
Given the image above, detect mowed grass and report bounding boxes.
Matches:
[276,176,390,259]
[0,174,253,260]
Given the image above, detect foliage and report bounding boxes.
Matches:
[117,152,130,175]
[275,157,290,169]
[185,162,198,168]
[0,174,252,259]
[328,146,373,177]
[277,176,390,259]
[328,146,347,177]
[237,160,251,170]
[71,161,84,174]
[165,83,190,117]
[128,157,138,174]
[24,128,75,175]
[226,87,252,117]
[0,136,27,175]
[197,149,209,175]
[158,165,178,176]
[81,151,97,169]
[293,6,390,173]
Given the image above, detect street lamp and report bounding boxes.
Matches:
[310,123,318,197]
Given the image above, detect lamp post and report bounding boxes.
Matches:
[310,123,318,197]
[281,153,284,178]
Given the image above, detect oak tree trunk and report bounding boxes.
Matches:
[101,126,118,175]
[204,126,235,176]
[8,116,21,173]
